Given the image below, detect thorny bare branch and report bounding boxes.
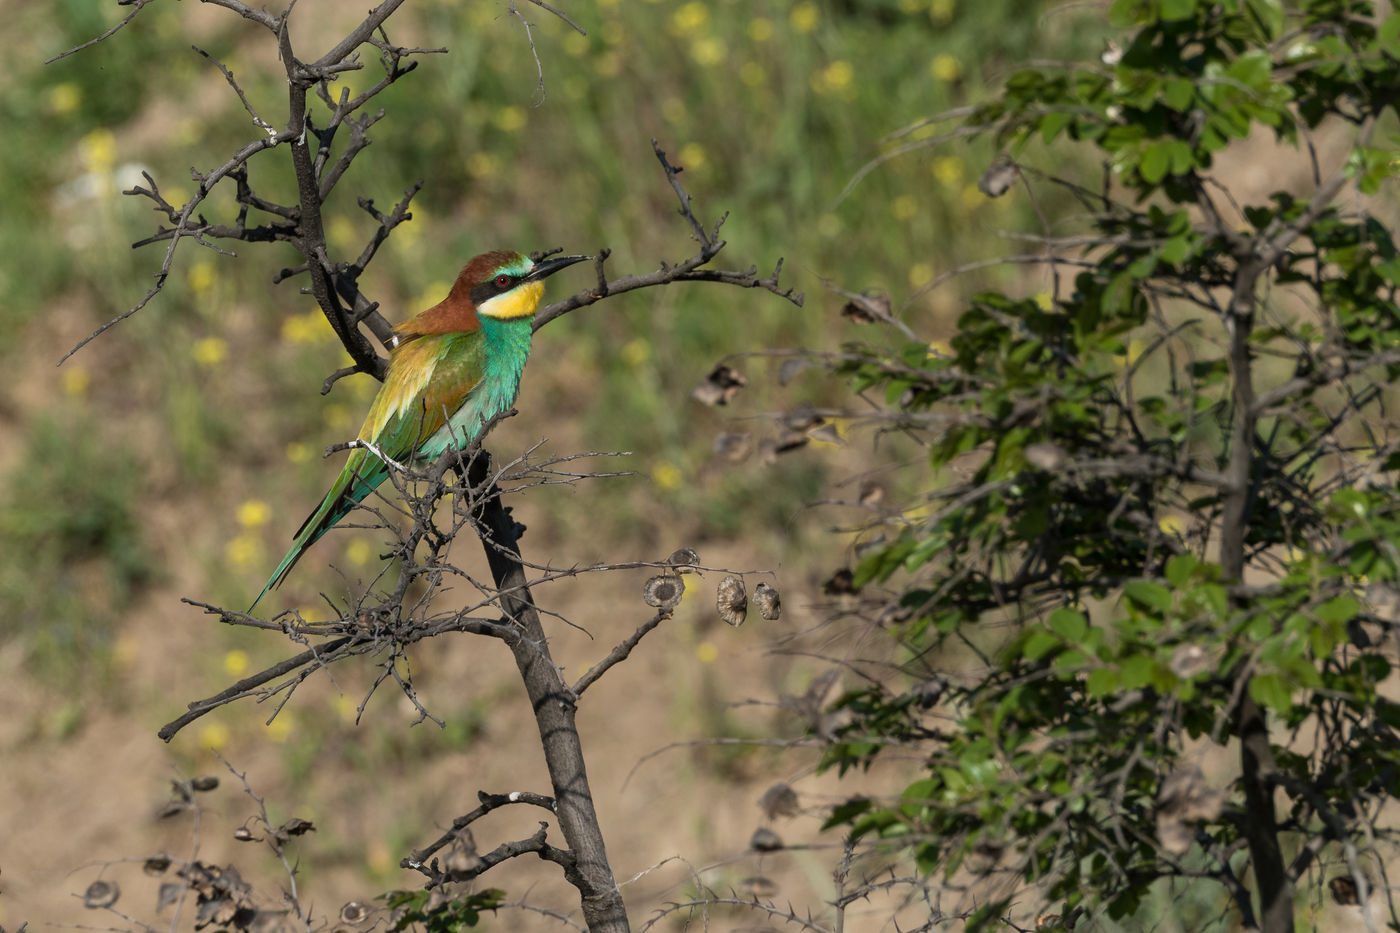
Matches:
[44,0,161,64]
[409,790,558,867]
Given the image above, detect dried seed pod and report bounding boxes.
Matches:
[667,547,700,570]
[717,576,748,627]
[978,157,1019,197]
[83,880,120,909]
[157,882,183,912]
[190,776,220,792]
[691,364,747,406]
[759,431,809,463]
[758,783,800,819]
[340,902,371,925]
[749,828,784,852]
[643,574,685,610]
[782,403,823,431]
[234,827,256,842]
[740,875,779,897]
[840,292,891,323]
[1169,644,1209,679]
[823,568,857,595]
[1330,875,1364,906]
[858,481,884,508]
[753,583,781,621]
[712,431,753,462]
[143,854,172,875]
[277,817,315,837]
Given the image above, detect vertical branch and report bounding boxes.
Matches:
[279,22,388,381]
[1222,256,1293,933]
[466,455,629,933]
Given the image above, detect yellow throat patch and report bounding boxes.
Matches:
[477,279,544,320]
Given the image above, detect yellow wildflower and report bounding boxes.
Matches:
[931,54,962,83]
[198,722,231,751]
[48,83,80,116]
[225,534,263,569]
[621,338,650,367]
[495,106,526,133]
[237,500,272,528]
[670,2,710,35]
[931,156,963,187]
[790,3,819,33]
[653,461,683,490]
[813,60,854,96]
[192,336,227,367]
[187,260,216,296]
[692,37,726,66]
[678,143,707,170]
[80,129,117,174]
[223,650,250,677]
[346,538,372,567]
[62,366,90,398]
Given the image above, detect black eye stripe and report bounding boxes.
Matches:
[469,272,522,306]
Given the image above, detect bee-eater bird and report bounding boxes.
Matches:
[251,249,588,609]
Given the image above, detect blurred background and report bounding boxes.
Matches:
[0,0,1104,928]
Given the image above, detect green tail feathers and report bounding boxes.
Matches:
[248,455,387,611]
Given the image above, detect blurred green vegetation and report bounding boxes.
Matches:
[1,0,1105,690]
[0,416,152,685]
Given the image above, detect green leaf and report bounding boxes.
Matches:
[1163,77,1194,111]
[1023,628,1060,662]
[1048,607,1088,642]
[1120,653,1157,690]
[824,797,874,829]
[1226,50,1272,90]
[1159,0,1196,21]
[1040,110,1072,144]
[1164,553,1200,588]
[1087,666,1120,697]
[1316,594,1360,624]
[1246,0,1284,41]
[1108,0,1151,27]
[1249,673,1294,713]
[1379,13,1400,57]
[1139,141,1171,184]
[1124,580,1173,613]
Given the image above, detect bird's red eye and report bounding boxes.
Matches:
[495,274,512,289]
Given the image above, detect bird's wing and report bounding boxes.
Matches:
[251,333,484,607]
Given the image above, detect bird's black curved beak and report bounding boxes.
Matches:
[526,254,590,281]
